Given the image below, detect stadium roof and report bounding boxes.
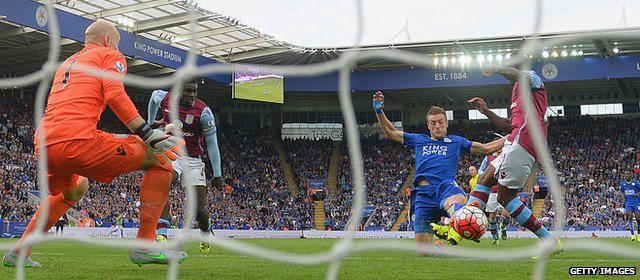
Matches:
[46,0,298,61]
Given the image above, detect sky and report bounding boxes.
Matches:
[200,0,639,48]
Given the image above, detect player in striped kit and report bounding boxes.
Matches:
[148,82,222,253]
[432,53,563,257]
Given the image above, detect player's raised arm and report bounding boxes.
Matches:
[469,137,506,155]
[201,106,223,187]
[374,91,404,143]
[467,97,511,132]
[147,89,168,126]
[483,66,523,83]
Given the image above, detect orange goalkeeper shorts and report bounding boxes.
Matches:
[41,131,147,195]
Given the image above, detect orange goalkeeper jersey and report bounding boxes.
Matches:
[36,43,139,147]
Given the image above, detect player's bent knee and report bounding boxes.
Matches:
[140,153,173,172]
[497,191,517,206]
[63,177,89,202]
[444,194,467,207]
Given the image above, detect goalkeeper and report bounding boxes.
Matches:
[3,20,185,268]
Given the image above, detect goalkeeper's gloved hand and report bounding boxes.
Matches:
[136,123,184,164]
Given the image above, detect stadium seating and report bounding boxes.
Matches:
[1,97,639,232]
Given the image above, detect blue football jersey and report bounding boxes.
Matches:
[403,133,472,187]
[621,180,640,205]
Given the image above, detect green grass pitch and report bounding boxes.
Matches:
[234,77,284,104]
[0,238,637,279]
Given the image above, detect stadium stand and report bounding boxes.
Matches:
[326,137,413,231]
[0,97,639,233]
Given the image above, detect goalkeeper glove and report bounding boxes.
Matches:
[135,123,184,164]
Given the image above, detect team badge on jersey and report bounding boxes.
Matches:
[185,114,194,124]
[115,61,125,73]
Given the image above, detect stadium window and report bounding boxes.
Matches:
[468,108,507,120]
[546,106,564,118]
[580,103,623,115]
[446,110,454,120]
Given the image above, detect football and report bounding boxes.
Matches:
[451,205,489,241]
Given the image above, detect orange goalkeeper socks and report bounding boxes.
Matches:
[17,193,76,255]
[137,165,172,240]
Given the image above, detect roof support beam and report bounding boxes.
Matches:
[136,68,176,76]
[0,38,76,60]
[135,13,220,33]
[127,59,151,67]
[85,1,169,18]
[613,78,633,98]
[203,37,267,53]
[454,40,472,56]
[174,26,245,42]
[0,26,37,38]
[600,39,615,56]
[228,48,290,61]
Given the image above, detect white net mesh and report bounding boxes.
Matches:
[1,1,639,279]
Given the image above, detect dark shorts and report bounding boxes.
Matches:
[409,181,465,233]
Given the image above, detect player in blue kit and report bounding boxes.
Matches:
[373,91,505,251]
[620,170,640,241]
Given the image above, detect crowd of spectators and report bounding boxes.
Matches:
[539,116,640,230]
[208,129,314,230]
[325,137,413,231]
[0,98,36,223]
[1,96,639,232]
[282,138,333,196]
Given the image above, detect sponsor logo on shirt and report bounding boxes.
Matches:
[422,144,448,156]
